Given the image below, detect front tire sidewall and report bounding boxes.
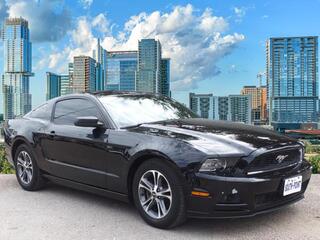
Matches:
[133,159,186,229]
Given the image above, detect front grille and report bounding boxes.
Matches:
[246,147,302,175]
[255,180,309,207]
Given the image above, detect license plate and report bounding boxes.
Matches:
[283,175,302,196]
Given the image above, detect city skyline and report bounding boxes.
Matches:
[46,38,170,101]
[0,0,319,111]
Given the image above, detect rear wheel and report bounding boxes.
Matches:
[132,159,187,229]
[14,144,45,191]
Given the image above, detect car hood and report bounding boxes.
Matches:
[130,118,298,156]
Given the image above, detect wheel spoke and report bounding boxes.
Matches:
[151,171,157,188]
[146,199,155,212]
[157,198,167,216]
[141,196,152,206]
[156,199,162,218]
[140,178,153,192]
[26,169,32,183]
[157,188,172,200]
[19,169,26,178]
[17,157,24,166]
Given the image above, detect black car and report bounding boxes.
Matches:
[3,91,312,229]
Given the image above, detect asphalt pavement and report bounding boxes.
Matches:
[0,174,319,240]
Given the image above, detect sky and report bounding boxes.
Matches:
[0,0,319,111]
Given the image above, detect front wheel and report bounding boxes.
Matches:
[14,144,45,191]
[132,159,187,229]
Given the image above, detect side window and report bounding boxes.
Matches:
[27,103,52,120]
[54,98,102,125]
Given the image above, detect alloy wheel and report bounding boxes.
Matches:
[138,170,172,219]
[16,151,33,185]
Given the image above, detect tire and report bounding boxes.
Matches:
[14,144,45,191]
[132,158,187,229]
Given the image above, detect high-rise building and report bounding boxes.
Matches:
[266,36,319,131]
[218,96,229,121]
[68,62,74,92]
[106,51,137,91]
[241,85,267,124]
[46,73,70,100]
[160,58,170,97]
[60,75,70,96]
[189,93,252,124]
[1,18,33,119]
[71,56,96,93]
[46,72,60,100]
[93,38,107,91]
[136,39,161,93]
[189,93,214,119]
[228,95,252,125]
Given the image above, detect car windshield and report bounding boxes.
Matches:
[97,94,198,128]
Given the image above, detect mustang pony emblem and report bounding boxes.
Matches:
[276,154,288,163]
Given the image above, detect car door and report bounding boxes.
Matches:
[42,97,111,189]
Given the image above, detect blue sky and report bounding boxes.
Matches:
[0,0,319,111]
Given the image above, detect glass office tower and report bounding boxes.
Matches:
[160,58,170,97]
[1,18,33,119]
[106,51,137,91]
[46,72,60,100]
[46,72,70,100]
[93,38,107,91]
[136,39,161,93]
[266,36,318,131]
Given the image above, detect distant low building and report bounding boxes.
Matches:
[241,85,267,125]
[189,93,252,124]
[228,94,252,125]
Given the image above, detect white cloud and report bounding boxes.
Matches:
[233,6,247,23]
[92,13,110,34]
[79,0,93,9]
[7,0,72,42]
[48,4,245,89]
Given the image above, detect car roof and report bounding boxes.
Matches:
[90,90,161,97]
[48,91,166,104]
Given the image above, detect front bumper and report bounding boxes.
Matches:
[187,160,312,219]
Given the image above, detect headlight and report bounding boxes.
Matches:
[199,158,227,172]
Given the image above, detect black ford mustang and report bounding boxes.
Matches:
[3,91,312,229]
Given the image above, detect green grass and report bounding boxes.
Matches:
[0,144,15,174]
[306,155,320,174]
[303,141,320,174]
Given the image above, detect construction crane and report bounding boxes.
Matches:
[257,72,266,86]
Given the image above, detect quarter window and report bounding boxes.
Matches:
[27,103,52,120]
[54,98,102,125]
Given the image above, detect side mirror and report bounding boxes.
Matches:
[74,116,105,128]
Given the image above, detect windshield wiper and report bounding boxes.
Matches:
[121,119,181,129]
